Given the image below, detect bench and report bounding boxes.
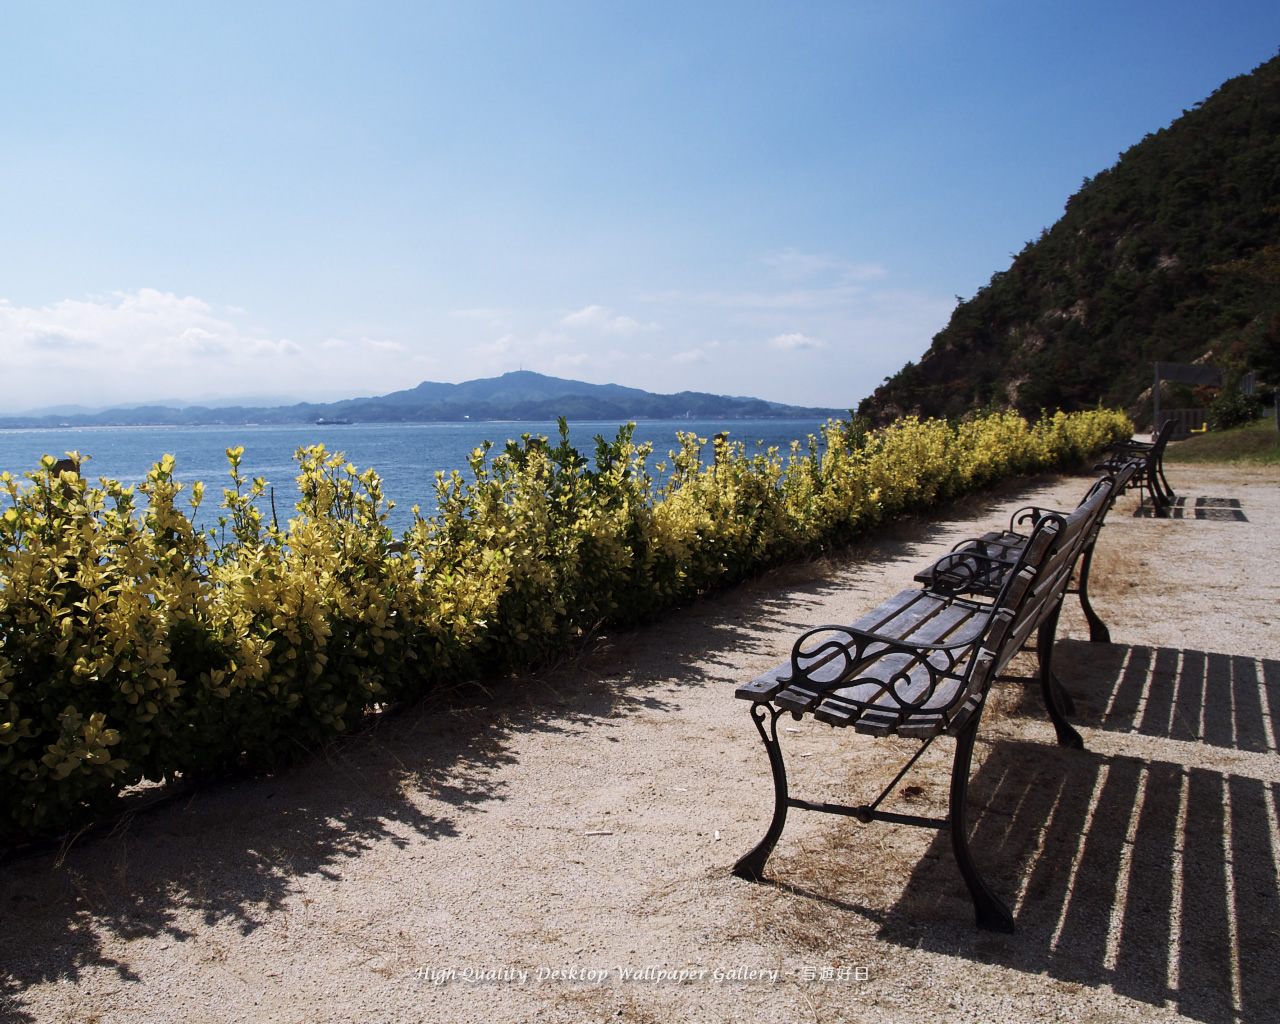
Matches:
[732,475,1119,932]
[912,460,1137,644]
[1096,418,1177,516]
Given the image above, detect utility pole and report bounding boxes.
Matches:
[1152,361,1160,439]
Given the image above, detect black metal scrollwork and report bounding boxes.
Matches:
[787,623,975,716]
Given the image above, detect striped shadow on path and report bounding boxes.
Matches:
[879,642,1279,1024]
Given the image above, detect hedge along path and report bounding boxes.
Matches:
[0,409,1132,840]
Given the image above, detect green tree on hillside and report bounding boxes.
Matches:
[863,50,1280,426]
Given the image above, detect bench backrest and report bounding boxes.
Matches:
[772,473,1117,738]
[976,476,1116,682]
[1149,416,1178,456]
[1010,460,1136,538]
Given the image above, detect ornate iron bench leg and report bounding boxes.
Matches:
[733,702,789,881]
[1147,462,1171,517]
[1155,458,1175,508]
[949,714,1015,932]
[1037,605,1085,749]
[1075,542,1111,644]
[1051,671,1077,716]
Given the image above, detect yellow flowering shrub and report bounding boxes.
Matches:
[0,407,1131,839]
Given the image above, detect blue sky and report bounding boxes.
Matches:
[2,1,1278,412]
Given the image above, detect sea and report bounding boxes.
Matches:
[0,418,833,534]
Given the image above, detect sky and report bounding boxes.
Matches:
[2,1,1279,414]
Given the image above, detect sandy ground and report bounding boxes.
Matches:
[2,462,1278,1024]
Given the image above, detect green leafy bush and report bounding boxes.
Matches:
[1206,388,1264,431]
[0,408,1131,840]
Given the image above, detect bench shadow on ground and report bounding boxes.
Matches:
[863,640,1280,1024]
[0,473,1076,1023]
[1133,495,1249,521]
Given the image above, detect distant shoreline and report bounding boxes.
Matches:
[0,412,844,431]
[0,370,849,430]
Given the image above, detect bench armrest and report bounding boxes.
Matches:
[1105,438,1154,453]
[1008,503,1067,531]
[919,550,1016,597]
[1095,452,1146,471]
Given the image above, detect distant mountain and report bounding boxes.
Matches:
[12,394,313,417]
[860,52,1280,426]
[0,371,843,429]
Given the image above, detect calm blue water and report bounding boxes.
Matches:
[0,419,832,534]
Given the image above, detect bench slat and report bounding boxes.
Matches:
[734,663,794,702]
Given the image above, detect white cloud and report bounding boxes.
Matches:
[671,348,708,364]
[559,304,658,335]
[1,289,294,368]
[476,332,518,355]
[0,289,405,411]
[357,336,408,353]
[764,247,886,283]
[532,328,576,350]
[844,263,887,282]
[768,332,826,351]
[319,336,406,353]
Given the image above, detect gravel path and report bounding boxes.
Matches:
[2,463,1277,1024]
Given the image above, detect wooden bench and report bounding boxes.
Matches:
[913,460,1137,644]
[732,476,1118,932]
[1096,419,1176,516]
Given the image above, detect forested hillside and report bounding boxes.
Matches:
[861,51,1280,426]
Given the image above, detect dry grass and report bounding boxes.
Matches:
[1164,416,1280,464]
